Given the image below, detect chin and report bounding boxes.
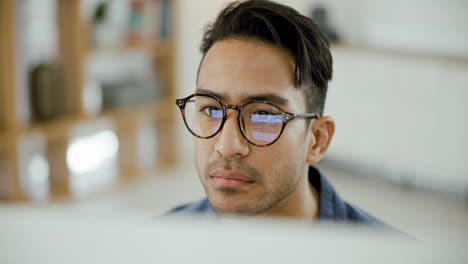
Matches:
[213,205,257,216]
[207,193,259,216]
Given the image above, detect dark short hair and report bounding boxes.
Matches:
[198,0,333,115]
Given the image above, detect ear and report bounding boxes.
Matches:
[306,116,335,163]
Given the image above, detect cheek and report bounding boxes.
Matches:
[252,141,297,171]
[261,124,308,165]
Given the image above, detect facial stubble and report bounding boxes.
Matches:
[197,157,302,216]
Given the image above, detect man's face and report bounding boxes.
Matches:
[195,39,311,216]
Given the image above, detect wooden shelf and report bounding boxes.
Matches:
[153,40,174,58]
[22,98,173,141]
[0,132,6,152]
[99,97,173,125]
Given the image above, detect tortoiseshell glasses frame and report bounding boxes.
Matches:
[175,93,320,147]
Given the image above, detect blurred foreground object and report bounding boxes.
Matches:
[0,214,467,264]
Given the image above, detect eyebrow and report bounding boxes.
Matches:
[196,88,228,102]
[196,88,289,106]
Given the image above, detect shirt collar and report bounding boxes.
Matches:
[308,165,346,220]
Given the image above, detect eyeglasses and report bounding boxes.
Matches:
[175,94,320,147]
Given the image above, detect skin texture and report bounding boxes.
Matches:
[195,38,335,220]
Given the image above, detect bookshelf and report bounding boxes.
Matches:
[0,0,177,201]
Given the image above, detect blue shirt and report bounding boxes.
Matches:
[168,165,387,226]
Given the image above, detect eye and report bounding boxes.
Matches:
[251,109,283,123]
[200,106,222,118]
[253,110,275,116]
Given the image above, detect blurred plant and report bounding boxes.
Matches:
[93,1,109,25]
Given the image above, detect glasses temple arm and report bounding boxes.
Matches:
[291,113,320,119]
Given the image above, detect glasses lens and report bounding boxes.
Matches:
[240,102,284,145]
[183,95,224,138]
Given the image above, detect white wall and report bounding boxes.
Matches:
[326,46,468,193]
[174,0,468,193]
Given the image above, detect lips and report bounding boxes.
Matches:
[210,169,255,188]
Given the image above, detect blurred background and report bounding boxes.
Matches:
[0,0,467,241]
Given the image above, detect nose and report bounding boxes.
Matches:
[214,110,250,158]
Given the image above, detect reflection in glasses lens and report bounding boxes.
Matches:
[182,95,285,145]
[240,102,284,145]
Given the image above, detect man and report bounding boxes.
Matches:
[170,0,386,225]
